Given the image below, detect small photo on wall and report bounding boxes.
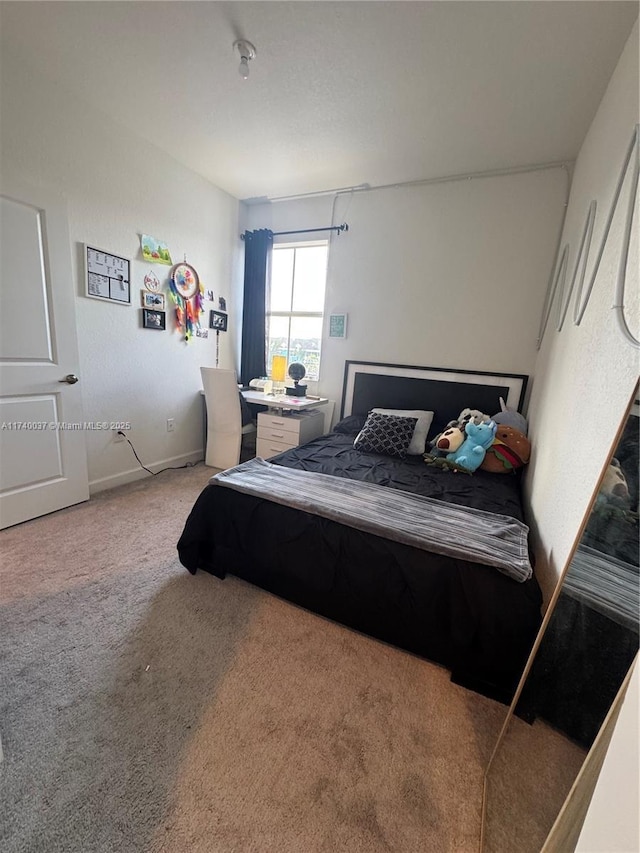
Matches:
[329,313,348,338]
[142,308,166,330]
[209,310,228,332]
[141,290,165,310]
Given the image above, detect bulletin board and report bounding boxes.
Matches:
[85,245,131,304]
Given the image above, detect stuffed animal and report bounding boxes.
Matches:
[447,420,497,472]
[427,408,491,456]
[481,425,531,474]
[458,407,492,427]
[593,458,632,515]
[492,397,528,435]
[434,425,465,453]
[598,458,630,500]
[425,425,466,460]
[424,454,472,474]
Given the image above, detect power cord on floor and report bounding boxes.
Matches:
[117,431,204,476]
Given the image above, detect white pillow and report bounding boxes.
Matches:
[371,408,434,455]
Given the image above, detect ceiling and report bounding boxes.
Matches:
[1,1,637,201]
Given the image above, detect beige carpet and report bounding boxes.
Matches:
[0,464,507,853]
[483,714,587,852]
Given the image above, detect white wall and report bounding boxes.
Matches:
[1,52,242,490]
[526,23,639,851]
[245,168,568,413]
[525,22,639,602]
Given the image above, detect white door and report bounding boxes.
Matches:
[0,179,89,529]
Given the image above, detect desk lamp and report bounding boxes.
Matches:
[271,355,287,394]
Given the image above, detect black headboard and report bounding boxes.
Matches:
[341,361,528,438]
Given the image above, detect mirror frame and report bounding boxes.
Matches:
[480,380,639,851]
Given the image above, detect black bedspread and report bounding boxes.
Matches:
[178,432,542,702]
[264,431,527,520]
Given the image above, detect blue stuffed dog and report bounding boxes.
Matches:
[447,420,497,472]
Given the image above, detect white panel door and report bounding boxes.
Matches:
[0,180,89,529]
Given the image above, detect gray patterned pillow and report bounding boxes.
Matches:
[353,412,418,458]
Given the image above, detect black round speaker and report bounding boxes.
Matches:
[286,362,307,396]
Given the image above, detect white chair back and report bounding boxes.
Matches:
[201,367,242,469]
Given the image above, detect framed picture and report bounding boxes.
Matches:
[141,290,165,310]
[142,308,166,330]
[329,313,348,338]
[209,310,228,332]
[85,245,131,305]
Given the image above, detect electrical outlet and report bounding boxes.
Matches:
[113,429,125,443]
[167,418,175,432]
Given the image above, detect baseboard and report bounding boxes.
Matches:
[89,450,204,494]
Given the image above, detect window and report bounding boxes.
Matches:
[266,242,328,382]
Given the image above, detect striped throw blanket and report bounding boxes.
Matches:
[212,457,532,582]
[564,545,639,630]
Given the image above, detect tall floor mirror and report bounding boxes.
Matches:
[482,384,639,852]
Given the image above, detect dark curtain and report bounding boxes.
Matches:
[240,229,273,385]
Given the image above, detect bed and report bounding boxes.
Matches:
[178,361,543,702]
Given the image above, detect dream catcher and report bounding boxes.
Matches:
[168,259,204,341]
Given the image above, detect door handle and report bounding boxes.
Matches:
[59,374,79,384]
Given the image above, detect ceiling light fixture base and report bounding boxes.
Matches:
[233,39,257,79]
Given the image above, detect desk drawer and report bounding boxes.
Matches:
[257,425,299,443]
[257,413,301,436]
[257,437,297,459]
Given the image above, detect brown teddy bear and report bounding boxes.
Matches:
[481,425,531,474]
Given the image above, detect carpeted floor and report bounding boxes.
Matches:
[483,713,586,852]
[0,463,508,853]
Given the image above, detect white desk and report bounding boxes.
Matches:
[242,391,330,457]
[241,390,328,411]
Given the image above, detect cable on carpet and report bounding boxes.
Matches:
[117,432,203,476]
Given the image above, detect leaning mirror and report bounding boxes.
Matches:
[482,385,639,852]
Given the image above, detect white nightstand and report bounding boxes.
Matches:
[256,410,325,459]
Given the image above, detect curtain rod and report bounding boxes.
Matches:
[241,223,348,240]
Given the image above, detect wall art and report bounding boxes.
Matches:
[209,310,228,332]
[142,308,166,330]
[168,261,204,342]
[85,245,131,305]
[329,313,348,338]
[141,234,173,265]
[141,290,165,310]
[143,270,161,292]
